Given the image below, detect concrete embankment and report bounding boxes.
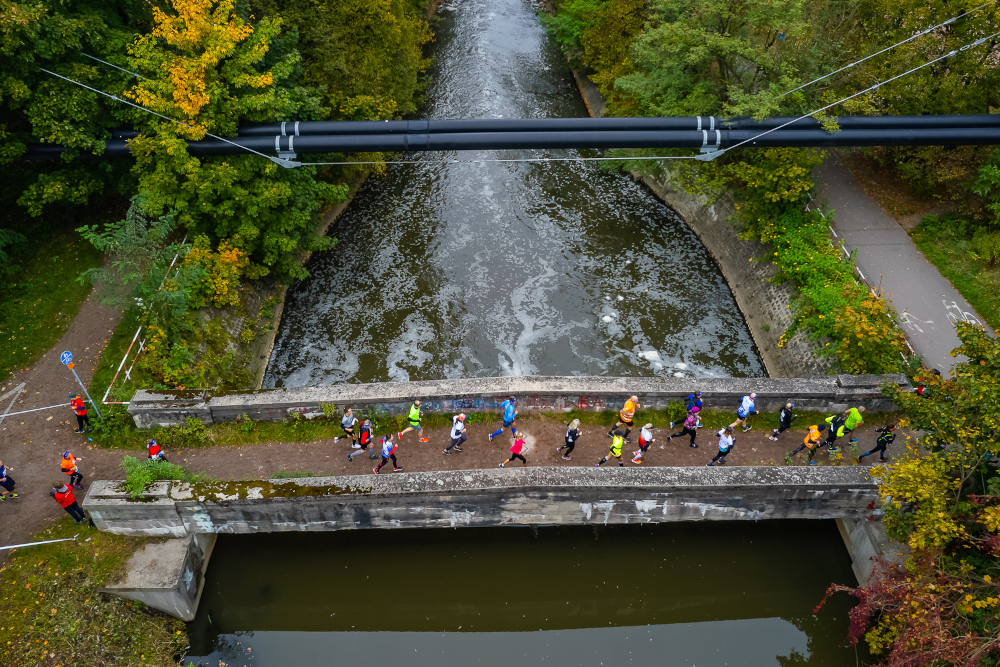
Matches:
[570,71,832,378]
[85,466,878,537]
[126,373,908,428]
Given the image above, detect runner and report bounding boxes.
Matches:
[444,413,467,455]
[729,393,757,432]
[60,451,84,488]
[843,405,866,444]
[667,408,699,448]
[823,413,849,453]
[398,400,429,443]
[374,435,403,474]
[768,403,795,441]
[147,439,168,462]
[348,419,377,461]
[858,424,897,464]
[706,426,735,466]
[70,393,90,433]
[0,460,18,500]
[50,482,87,524]
[556,419,581,460]
[336,407,359,448]
[489,396,518,442]
[632,423,657,464]
[608,395,638,441]
[499,435,527,467]
[789,423,827,465]
[595,430,626,467]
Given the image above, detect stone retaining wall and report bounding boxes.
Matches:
[84,466,879,537]
[126,373,908,428]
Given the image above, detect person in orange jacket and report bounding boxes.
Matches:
[50,482,87,523]
[61,451,84,488]
[70,393,90,433]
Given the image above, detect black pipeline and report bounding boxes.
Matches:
[25,126,1000,160]
[235,114,1000,137]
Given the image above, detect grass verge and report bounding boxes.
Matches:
[0,519,187,667]
[0,227,104,383]
[910,214,1000,332]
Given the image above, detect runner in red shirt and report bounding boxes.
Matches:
[50,482,87,523]
[70,394,90,433]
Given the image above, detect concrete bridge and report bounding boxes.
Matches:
[84,466,896,620]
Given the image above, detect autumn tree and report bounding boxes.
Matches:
[123,0,342,281]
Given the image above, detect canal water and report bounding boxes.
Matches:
[262,0,764,388]
[187,522,862,666]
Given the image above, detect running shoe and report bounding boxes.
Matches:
[8,493,17,499]
[373,467,380,474]
[849,438,858,444]
[522,462,527,467]
[742,425,752,432]
[74,430,84,434]
[419,437,429,442]
[606,431,613,438]
[768,435,778,441]
[631,457,642,464]
[393,467,403,472]
[369,454,378,459]
[706,462,714,467]
[561,455,572,460]
[555,446,562,453]
[352,443,361,449]
[454,446,462,452]
[669,421,675,429]
[443,450,450,455]
[696,422,704,428]
[689,443,698,448]
[0,495,5,501]
[73,484,83,489]
[809,461,817,466]
[397,432,403,440]
[594,463,600,467]
[667,436,672,442]
[489,433,495,442]
[499,463,505,468]
[348,453,354,461]
[828,447,840,453]
[334,437,340,443]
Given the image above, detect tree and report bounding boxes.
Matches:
[818,323,1000,666]
[123,0,344,281]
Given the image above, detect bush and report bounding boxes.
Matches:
[120,455,205,498]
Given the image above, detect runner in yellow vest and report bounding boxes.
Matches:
[595,430,626,467]
[608,395,639,441]
[398,400,429,443]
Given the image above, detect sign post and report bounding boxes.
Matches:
[61,351,102,420]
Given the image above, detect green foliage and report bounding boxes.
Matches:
[0,224,104,382]
[76,195,179,307]
[911,214,1000,333]
[0,227,26,276]
[271,469,316,478]
[120,454,205,498]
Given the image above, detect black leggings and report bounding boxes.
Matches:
[558,439,576,456]
[711,449,731,463]
[376,454,399,471]
[773,424,791,435]
[447,434,467,451]
[859,443,887,460]
[67,472,83,486]
[76,414,90,430]
[671,427,697,445]
[506,453,526,464]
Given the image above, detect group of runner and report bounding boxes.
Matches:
[338,392,895,473]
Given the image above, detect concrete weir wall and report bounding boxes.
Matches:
[84,466,879,537]
[127,373,908,428]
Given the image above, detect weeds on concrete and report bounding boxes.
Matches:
[0,519,187,666]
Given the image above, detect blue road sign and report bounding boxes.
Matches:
[60,351,73,366]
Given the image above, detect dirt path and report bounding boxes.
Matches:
[168,418,891,480]
[0,295,123,550]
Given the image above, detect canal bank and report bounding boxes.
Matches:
[569,69,833,378]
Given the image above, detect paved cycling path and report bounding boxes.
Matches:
[814,157,993,375]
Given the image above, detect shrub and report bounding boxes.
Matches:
[120,455,205,498]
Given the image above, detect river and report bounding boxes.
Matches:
[187,522,862,666]
[262,0,764,388]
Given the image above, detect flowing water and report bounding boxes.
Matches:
[263,0,764,387]
[186,522,862,666]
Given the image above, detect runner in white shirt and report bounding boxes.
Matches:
[443,413,468,455]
